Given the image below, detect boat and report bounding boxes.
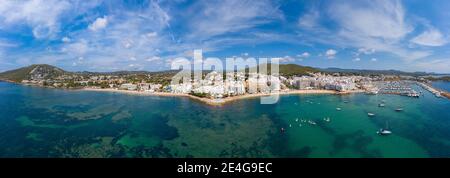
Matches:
[378,103,385,107]
[377,121,392,136]
[395,108,403,112]
[336,107,342,111]
[377,129,392,135]
[289,124,292,128]
[308,120,317,125]
[323,117,331,122]
[295,118,299,122]
[368,113,375,117]
[343,101,349,103]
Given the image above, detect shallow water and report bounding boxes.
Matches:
[0,82,449,157]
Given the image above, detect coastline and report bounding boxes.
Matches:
[4,79,447,104]
[82,88,359,106]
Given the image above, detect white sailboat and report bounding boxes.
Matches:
[377,121,392,136]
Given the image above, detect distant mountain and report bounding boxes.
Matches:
[1,64,445,83]
[0,64,69,82]
[77,70,180,76]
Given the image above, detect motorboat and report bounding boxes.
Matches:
[368,113,375,117]
[377,121,392,136]
[377,129,392,135]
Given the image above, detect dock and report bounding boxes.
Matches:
[417,82,449,99]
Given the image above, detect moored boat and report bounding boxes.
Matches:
[377,129,392,135]
[377,121,392,136]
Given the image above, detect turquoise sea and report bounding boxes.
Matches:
[0,81,449,158]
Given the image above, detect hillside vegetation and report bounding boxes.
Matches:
[0,64,67,82]
[245,63,318,76]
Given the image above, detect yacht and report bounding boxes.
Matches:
[377,129,392,135]
[395,108,403,112]
[378,103,385,107]
[336,107,342,111]
[308,120,317,125]
[368,113,375,117]
[377,121,392,136]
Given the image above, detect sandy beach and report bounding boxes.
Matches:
[82,88,362,106]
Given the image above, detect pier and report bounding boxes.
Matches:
[417,82,449,99]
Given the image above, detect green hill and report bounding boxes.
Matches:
[0,63,319,83]
[0,64,68,82]
[245,63,318,76]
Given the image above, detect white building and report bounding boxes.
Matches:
[120,83,137,90]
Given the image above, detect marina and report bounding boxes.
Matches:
[376,81,420,98]
[418,82,449,99]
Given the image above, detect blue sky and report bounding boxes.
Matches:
[0,0,449,73]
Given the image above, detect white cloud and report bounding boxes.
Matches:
[298,10,319,28]
[414,59,450,73]
[353,58,361,62]
[146,56,161,62]
[0,0,71,38]
[122,39,134,49]
[410,28,447,46]
[298,0,432,62]
[89,16,108,31]
[54,1,174,71]
[357,48,375,55]
[146,32,158,38]
[330,0,411,40]
[280,56,295,63]
[185,0,282,41]
[298,52,310,58]
[325,49,337,59]
[62,37,71,43]
[371,58,377,62]
[0,40,18,48]
[65,40,89,56]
